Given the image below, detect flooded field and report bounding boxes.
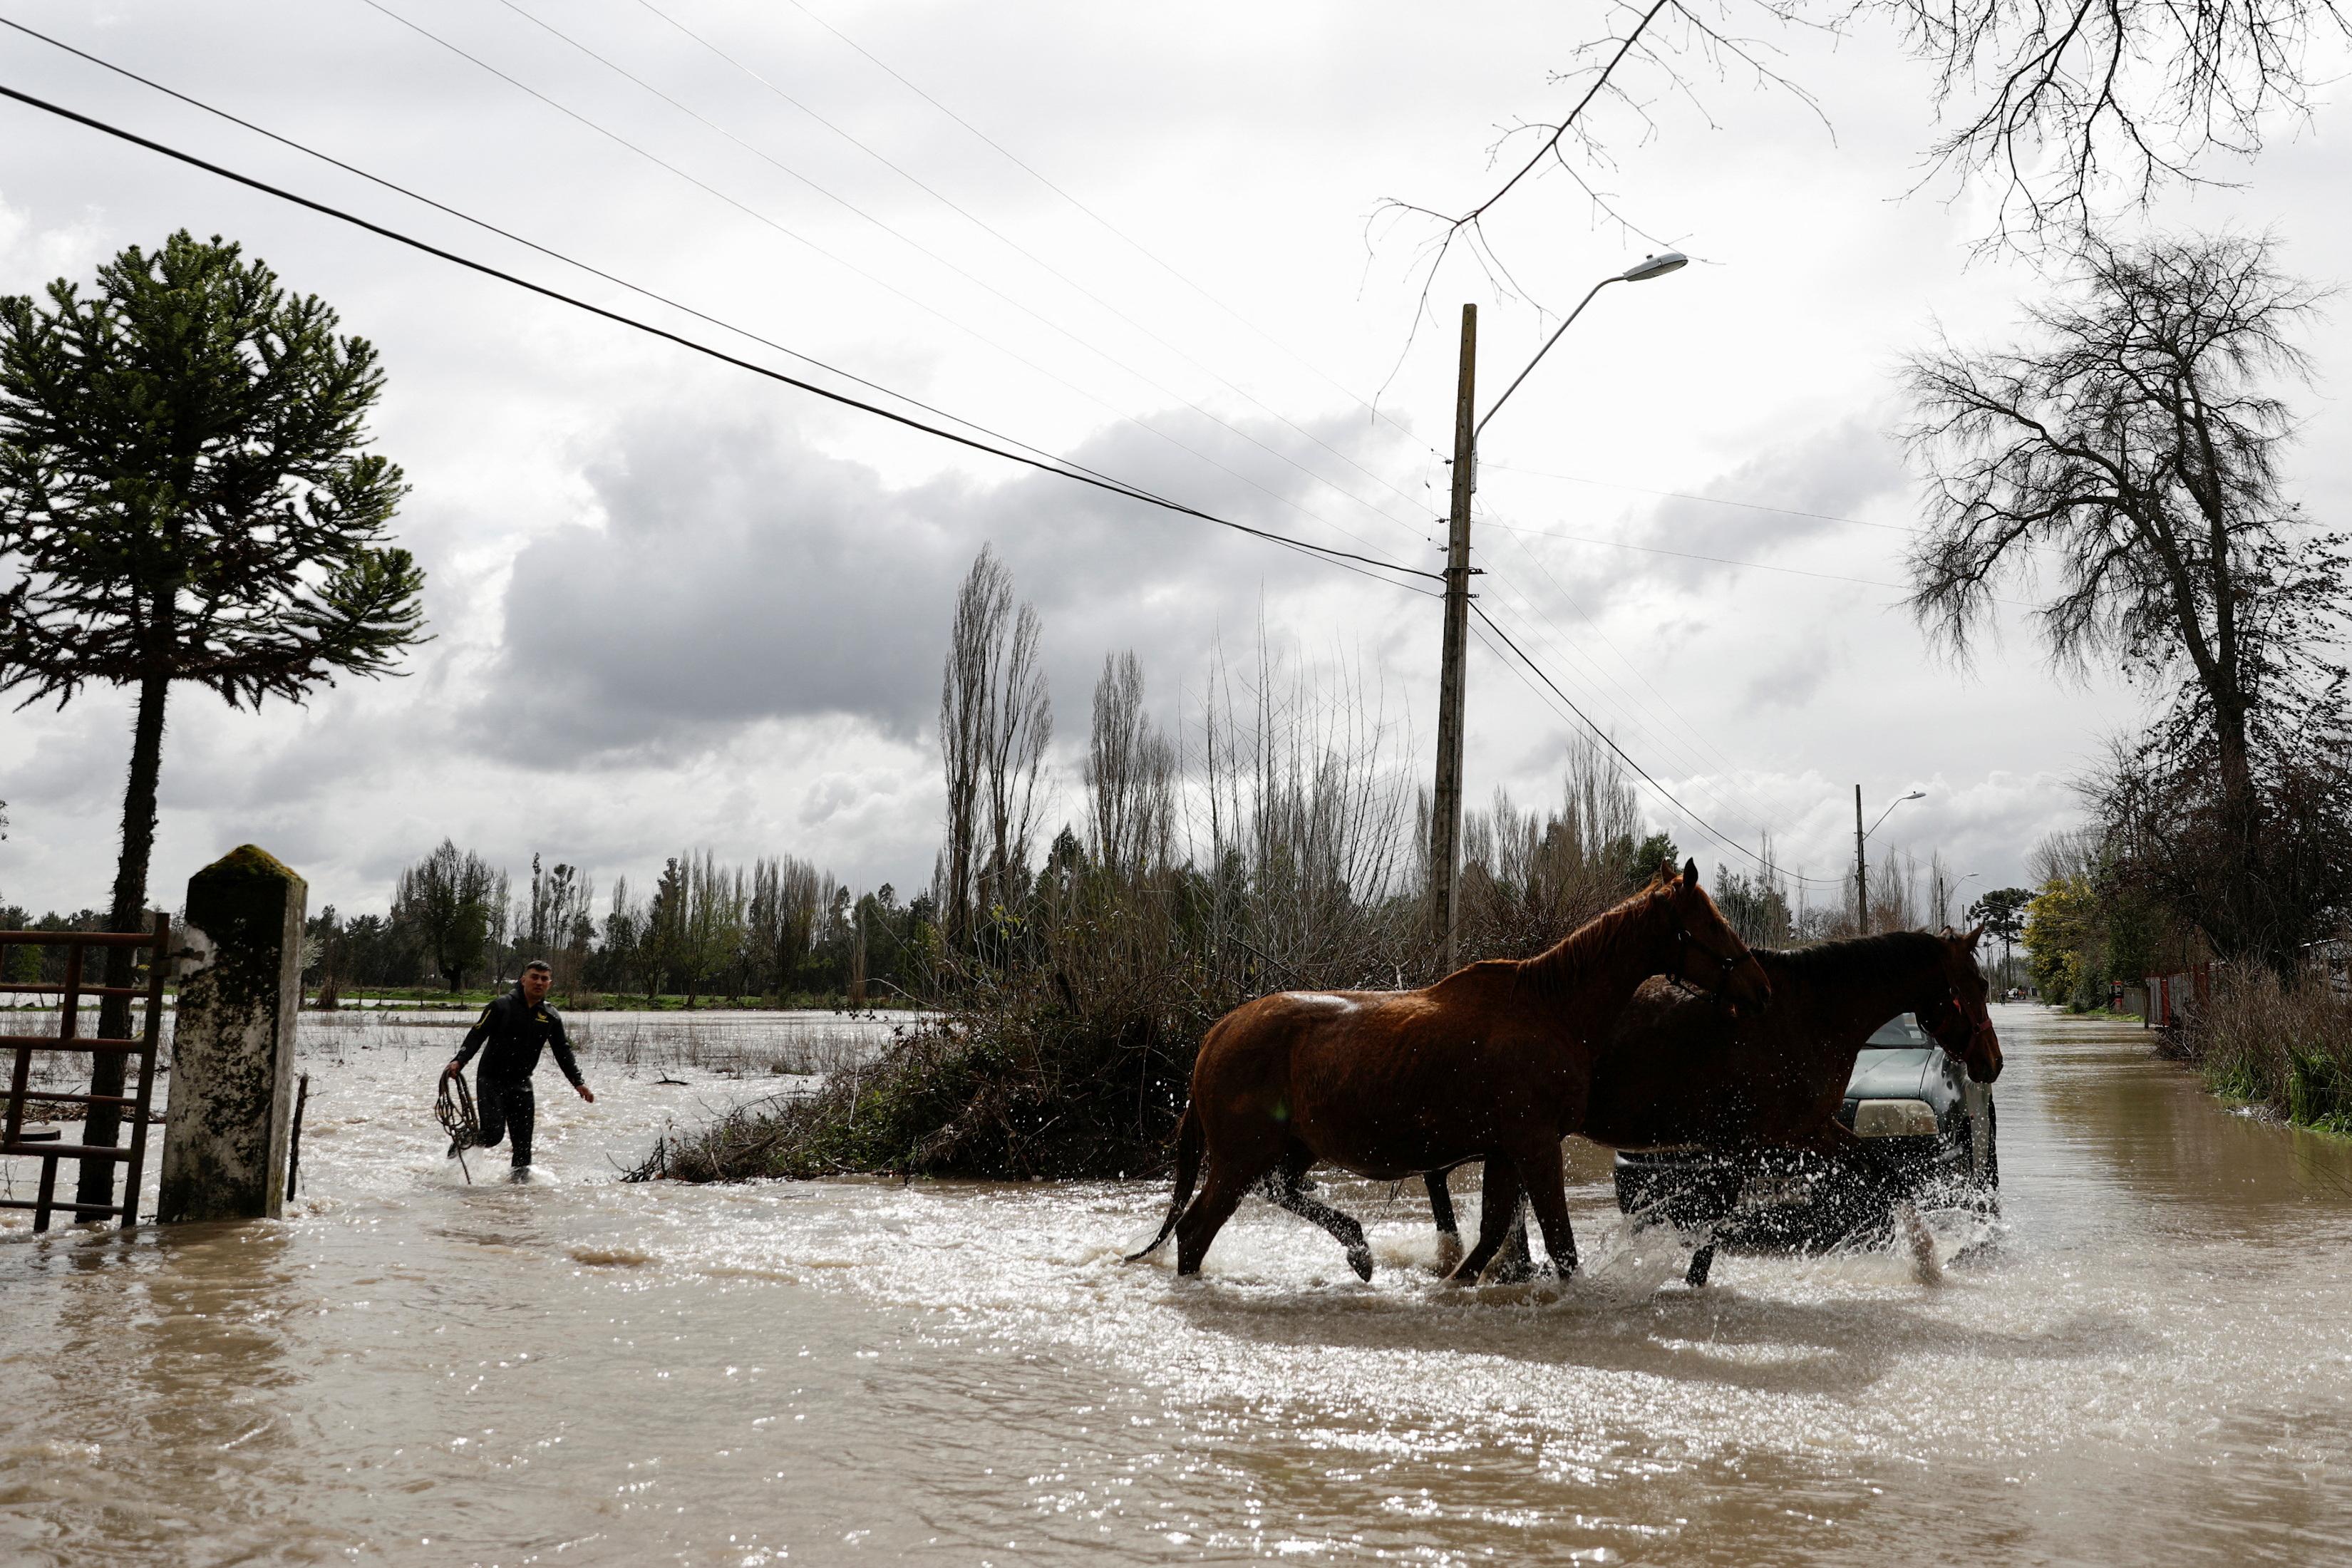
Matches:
[4,1004,2351,1563]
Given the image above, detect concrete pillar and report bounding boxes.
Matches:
[158,845,307,1222]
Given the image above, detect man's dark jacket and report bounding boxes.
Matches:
[453,986,584,1085]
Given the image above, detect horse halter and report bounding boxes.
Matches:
[1666,905,1748,1001]
[1919,991,1992,1058]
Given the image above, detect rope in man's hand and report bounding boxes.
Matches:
[437,1068,480,1185]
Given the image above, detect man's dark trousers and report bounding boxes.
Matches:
[476,1073,535,1167]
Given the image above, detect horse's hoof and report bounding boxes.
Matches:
[1433,1233,1465,1275]
[1347,1247,1373,1282]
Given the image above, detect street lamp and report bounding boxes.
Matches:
[1474,254,1691,450]
[1428,254,1690,971]
[1951,870,1981,932]
[1855,788,1925,932]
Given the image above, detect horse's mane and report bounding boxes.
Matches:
[1760,929,1946,977]
[1515,883,1671,993]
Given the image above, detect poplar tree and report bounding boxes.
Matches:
[0,230,425,1212]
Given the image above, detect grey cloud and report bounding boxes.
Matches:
[475,401,1425,763]
[1743,653,1834,711]
[1629,418,1911,583]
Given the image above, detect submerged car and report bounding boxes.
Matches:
[1611,1011,1998,1246]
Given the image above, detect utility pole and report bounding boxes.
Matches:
[1429,304,1477,973]
[1854,783,1867,935]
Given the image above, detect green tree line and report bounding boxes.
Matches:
[302,843,929,1008]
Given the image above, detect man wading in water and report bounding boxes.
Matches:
[444,960,594,1180]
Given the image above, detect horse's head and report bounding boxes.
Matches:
[1651,857,1773,1017]
[1917,925,2003,1083]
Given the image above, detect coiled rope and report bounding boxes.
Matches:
[438,1071,480,1185]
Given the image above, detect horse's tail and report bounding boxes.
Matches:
[1125,1100,1203,1263]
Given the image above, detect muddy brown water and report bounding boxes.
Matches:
[4,1004,2350,1564]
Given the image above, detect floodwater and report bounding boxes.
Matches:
[4,1004,2351,1564]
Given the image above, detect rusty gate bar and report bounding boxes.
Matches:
[0,917,168,1231]
[1,936,33,1149]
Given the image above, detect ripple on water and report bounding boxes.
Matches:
[2,1006,2350,1564]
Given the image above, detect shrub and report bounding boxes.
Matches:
[2177,966,2352,1130]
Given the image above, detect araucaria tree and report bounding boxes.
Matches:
[1902,233,2351,968]
[0,231,425,1209]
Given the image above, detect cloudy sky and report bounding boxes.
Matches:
[4,0,2348,922]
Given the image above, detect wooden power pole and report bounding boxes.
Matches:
[1854,783,1867,936]
[1430,304,1478,973]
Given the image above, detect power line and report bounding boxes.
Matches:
[1479,459,1919,534]
[1471,585,1849,879]
[1481,516,1923,593]
[629,0,1439,535]
[0,79,1440,591]
[360,0,1426,567]
[775,0,1435,453]
[0,11,1144,496]
[493,0,1425,554]
[1483,514,2037,606]
[1476,515,1800,827]
[1472,577,1815,863]
[1470,604,1843,886]
[0,13,1405,579]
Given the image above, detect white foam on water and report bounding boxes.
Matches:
[6,1006,2352,1564]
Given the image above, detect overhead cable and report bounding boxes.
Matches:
[0,12,1134,494]
[1473,578,1812,861]
[1481,517,1922,593]
[0,80,1438,589]
[1483,515,2034,607]
[1480,460,1919,534]
[360,0,1423,564]
[1476,520,1802,827]
[775,0,1434,453]
[629,0,1439,534]
[1471,604,1844,886]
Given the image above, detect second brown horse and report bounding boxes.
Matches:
[1128,860,1772,1281]
[1430,926,2004,1281]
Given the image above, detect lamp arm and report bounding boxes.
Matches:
[1472,275,1617,444]
[1863,796,1921,840]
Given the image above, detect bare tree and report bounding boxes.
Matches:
[522,857,594,1001]
[1376,0,2346,311]
[939,547,1052,951]
[1926,850,1961,933]
[1902,232,2350,963]
[1457,732,1650,956]
[1712,834,1796,947]
[939,552,998,949]
[1869,847,1924,934]
[1085,651,1177,883]
[1890,0,2348,248]
[1193,631,1421,981]
[981,604,1051,924]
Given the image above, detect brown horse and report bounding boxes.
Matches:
[1127,860,1772,1282]
[1425,926,2002,1279]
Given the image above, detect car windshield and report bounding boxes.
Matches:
[1864,1013,1932,1047]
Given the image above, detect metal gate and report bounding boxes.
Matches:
[0,913,170,1230]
